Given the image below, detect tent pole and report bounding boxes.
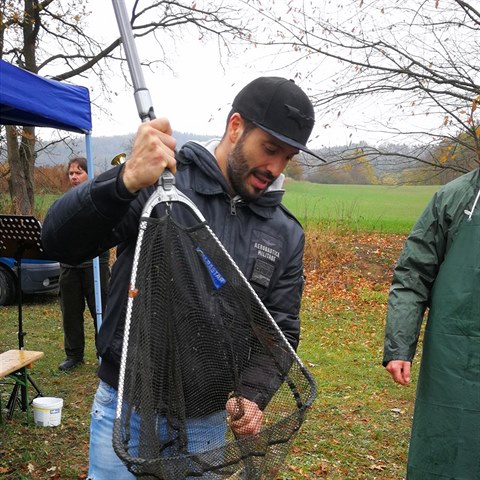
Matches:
[85,132,103,339]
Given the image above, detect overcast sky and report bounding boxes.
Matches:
[75,0,442,150]
[80,1,356,149]
[32,0,459,152]
[89,38,257,140]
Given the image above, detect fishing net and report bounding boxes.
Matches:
[112,176,317,479]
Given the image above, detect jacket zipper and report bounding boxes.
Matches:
[230,195,242,216]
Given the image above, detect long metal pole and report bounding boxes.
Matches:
[111,0,175,188]
[111,0,155,122]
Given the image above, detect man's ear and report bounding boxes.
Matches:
[227,113,244,144]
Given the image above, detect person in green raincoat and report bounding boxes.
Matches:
[383,168,480,480]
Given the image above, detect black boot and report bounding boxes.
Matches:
[58,357,84,371]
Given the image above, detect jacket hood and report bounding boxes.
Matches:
[178,140,285,216]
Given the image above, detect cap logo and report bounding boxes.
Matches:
[284,104,314,129]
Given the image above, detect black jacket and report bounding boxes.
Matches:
[42,141,305,393]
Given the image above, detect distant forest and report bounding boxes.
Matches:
[36,131,216,173]
[35,131,475,188]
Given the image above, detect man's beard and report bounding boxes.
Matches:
[226,137,275,202]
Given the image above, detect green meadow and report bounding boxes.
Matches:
[3,181,440,233]
[283,180,439,233]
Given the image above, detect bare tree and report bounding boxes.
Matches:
[245,0,480,181]
[0,0,255,214]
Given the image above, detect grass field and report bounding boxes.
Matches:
[283,181,439,233]
[0,182,432,479]
[3,181,440,232]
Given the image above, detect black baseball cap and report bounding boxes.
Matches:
[231,76,325,162]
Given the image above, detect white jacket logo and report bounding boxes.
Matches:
[254,242,280,262]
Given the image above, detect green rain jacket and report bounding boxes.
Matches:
[384,168,480,479]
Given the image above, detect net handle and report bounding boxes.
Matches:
[111,0,155,122]
[111,0,173,186]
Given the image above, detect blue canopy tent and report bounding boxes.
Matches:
[0,59,103,330]
[0,59,92,133]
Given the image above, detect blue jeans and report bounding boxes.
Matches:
[87,380,227,480]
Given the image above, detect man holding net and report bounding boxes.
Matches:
[42,77,320,479]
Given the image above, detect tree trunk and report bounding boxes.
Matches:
[4,0,39,216]
[6,125,36,215]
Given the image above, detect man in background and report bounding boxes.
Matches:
[58,157,110,370]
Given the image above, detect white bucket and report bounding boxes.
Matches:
[32,397,63,427]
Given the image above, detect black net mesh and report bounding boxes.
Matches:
[113,210,316,479]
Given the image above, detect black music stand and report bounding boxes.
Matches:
[0,215,45,418]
